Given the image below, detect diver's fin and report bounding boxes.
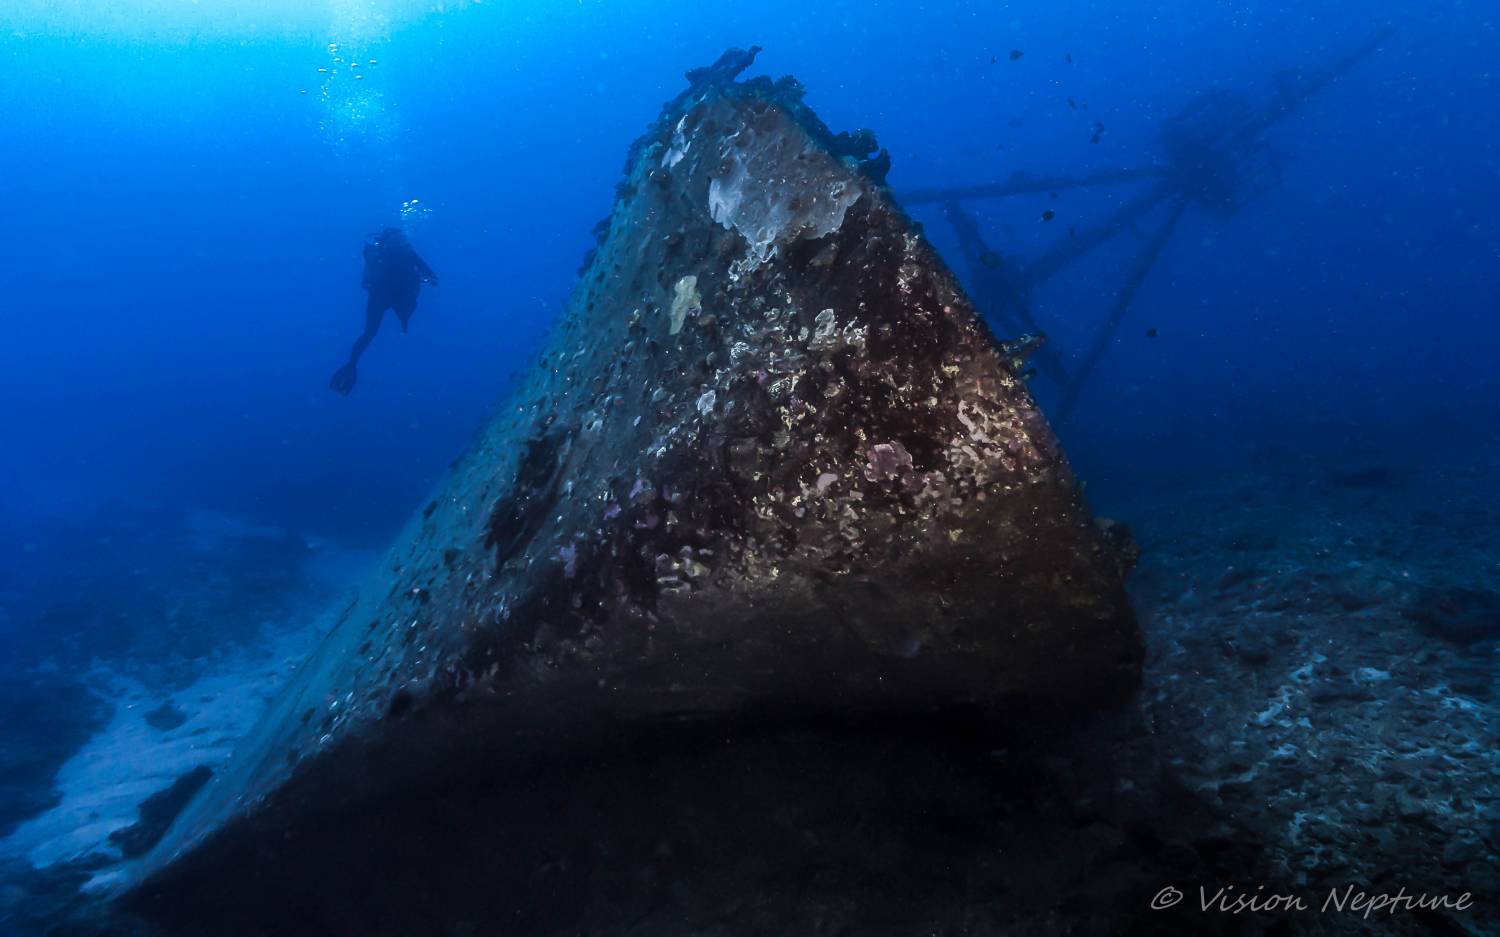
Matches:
[329,363,357,396]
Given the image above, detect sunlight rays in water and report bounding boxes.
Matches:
[313,1,397,151]
[310,2,448,225]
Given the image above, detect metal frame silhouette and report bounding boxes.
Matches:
[903,30,1391,422]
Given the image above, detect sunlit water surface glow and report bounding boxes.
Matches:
[1,0,485,40]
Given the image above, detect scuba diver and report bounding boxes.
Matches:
[329,227,439,395]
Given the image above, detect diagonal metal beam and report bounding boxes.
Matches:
[1018,181,1177,288]
[1231,25,1395,150]
[939,201,1073,387]
[1054,196,1190,424]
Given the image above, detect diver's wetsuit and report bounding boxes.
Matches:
[330,229,438,395]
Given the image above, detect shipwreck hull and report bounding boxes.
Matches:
[114,52,1142,932]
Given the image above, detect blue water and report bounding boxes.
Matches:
[4,0,1493,545]
[1,0,1497,930]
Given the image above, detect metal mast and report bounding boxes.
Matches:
[903,29,1392,423]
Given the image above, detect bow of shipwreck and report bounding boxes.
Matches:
[111,50,1143,933]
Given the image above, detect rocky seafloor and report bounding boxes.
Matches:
[1115,437,1500,936]
[2,439,1496,936]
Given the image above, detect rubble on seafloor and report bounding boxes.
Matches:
[1126,447,1500,934]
